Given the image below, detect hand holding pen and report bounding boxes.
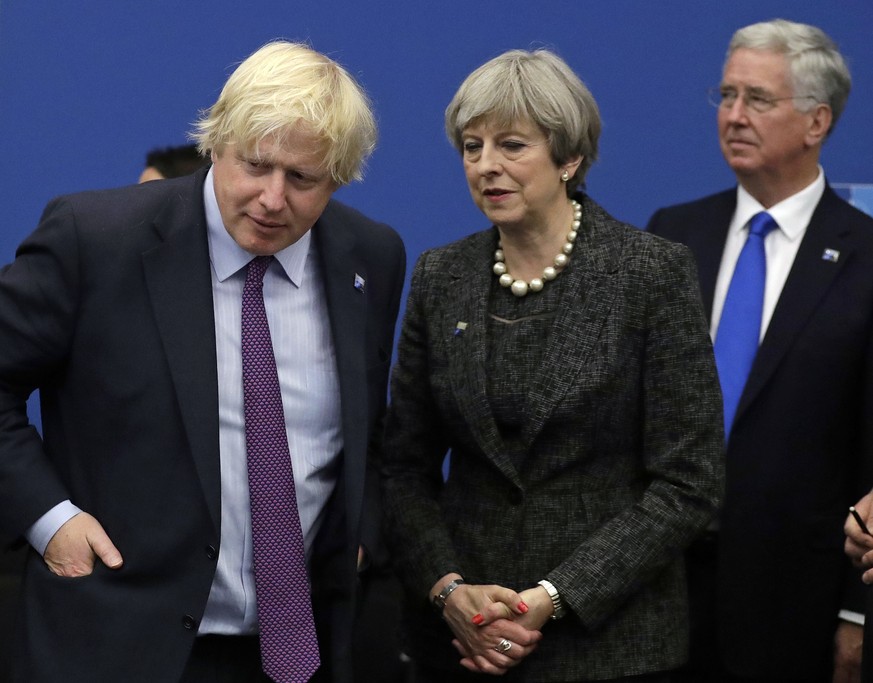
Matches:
[849,506,871,536]
[844,492,873,583]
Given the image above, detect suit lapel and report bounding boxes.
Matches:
[520,196,620,449]
[739,187,854,417]
[686,192,736,318]
[141,174,221,532]
[443,197,627,475]
[313,204,368,543]
[445,230,520,485]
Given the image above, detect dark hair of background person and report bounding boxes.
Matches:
[142,144,210,180]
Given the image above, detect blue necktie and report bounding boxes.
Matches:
[714,211,778,437]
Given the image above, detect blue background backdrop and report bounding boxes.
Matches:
[0,0,871,658]
[0,0,871,642]
[1,1,871,291]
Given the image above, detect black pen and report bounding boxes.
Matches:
[850,506,872,536]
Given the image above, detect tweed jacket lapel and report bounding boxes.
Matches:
[520,195,622,450]
[442,195,627,477]
[738,186,854,421]
[445,229,520,485]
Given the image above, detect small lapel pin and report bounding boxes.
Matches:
[354,273,366,292]
[821,248,840,263]
[454,321,468,337]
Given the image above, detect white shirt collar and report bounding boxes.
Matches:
[203,165,313,285]
[734,167,825,241]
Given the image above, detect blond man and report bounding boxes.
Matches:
[0,41,405,683]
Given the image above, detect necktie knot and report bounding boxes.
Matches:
[748,211,778,239]
[246,255,272,283]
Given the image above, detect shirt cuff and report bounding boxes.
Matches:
[25,500,82,556]
[838,609,865,626]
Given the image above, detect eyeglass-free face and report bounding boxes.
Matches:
[211,130,339,256]
[717,48,828,186]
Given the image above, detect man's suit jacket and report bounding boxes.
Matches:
[382,194,724,680]
[648,185,873,679]
[0,168,406,682]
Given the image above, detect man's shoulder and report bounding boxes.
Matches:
[44,174,203,231]
[320,198,391,232]
[646,188,736,242]
[315,198,406,272]
[817,185,873,230]
[649,189,735,223]
[319,199,403,247]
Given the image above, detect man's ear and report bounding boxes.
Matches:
[805,103,833,146]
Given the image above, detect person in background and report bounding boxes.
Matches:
[139,143,210,182]
[648,19,873,683]
[845,494,873,682]
[381,48,723,682]
[0,40,405,683]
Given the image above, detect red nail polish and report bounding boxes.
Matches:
[518,601,529,613]
[472,613,484,625]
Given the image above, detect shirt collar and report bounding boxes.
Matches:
[204,165,313,285]
[734,166,825,241]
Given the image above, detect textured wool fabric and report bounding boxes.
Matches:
[242,255,320,683]
[382,194,724,680]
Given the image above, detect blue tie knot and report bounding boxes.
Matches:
[748,211,778,239]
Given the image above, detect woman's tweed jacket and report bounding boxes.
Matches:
[382,193,724,681]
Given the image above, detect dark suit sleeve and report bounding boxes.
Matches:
[0,198,80,543]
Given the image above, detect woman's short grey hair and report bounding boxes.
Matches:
[728,19,851,135]
[445,49,601,193]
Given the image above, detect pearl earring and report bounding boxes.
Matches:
[561,170,570,182]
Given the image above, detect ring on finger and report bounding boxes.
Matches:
[494,638,512,653]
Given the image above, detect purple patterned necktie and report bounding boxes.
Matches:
[242,255,320,683]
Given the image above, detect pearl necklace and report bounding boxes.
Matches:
[493,199,582,297]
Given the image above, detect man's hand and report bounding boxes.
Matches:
[844,491,873,582]
[832,621,863,683]
[43,512,123,577]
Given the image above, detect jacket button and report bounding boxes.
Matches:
[205,545,218,560]
[508,489,523,505]
[182,615,198,630]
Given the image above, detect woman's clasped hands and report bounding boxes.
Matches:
[435,577,555,676]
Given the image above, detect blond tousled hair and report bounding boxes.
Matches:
[192,41,377,185]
